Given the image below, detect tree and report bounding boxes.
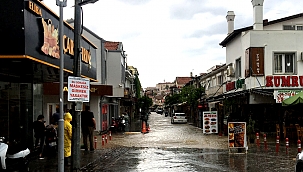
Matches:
[138,96,152,111]
[134,74,141,98]
[164,94,182,106]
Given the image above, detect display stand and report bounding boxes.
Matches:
[228,122,248,154]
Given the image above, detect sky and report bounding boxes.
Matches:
[42,0,303,89]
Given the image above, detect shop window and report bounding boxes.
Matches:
[274,53,295,74]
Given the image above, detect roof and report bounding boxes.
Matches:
[175,77,192,86]
[104,41,121,50]
[219,13,303,47]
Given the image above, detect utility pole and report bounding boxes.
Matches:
[72,0,82,171]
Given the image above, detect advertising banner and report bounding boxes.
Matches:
[228,122,246,148]
[274,90,302,103]
[203,111,218,134]
[68,76,90,102]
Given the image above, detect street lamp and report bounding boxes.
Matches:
[56,0,67,171]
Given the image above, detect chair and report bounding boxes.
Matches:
[276,124,280,137]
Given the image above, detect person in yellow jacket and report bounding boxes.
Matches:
[64,110,72,166]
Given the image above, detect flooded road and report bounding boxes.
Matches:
[83,112,297,172]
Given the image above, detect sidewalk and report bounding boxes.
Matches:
[28,132,120,172]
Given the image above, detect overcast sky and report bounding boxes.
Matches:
[42,0,303,88]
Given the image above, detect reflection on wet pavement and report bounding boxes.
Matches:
[82,113,297,172]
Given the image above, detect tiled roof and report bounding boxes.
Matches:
[104,41,120,50]
[176,77,192,85]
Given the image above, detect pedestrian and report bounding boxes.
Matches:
[33,115,46,159]
[81,106,96,151]
[52,108,60,125]
[64,110,72,166]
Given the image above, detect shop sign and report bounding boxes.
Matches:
[266,75,303,87]
[226,81,235,92]
[274,90,302,103]
[228,122,246,148]
[28,1,42,16]
[245,47,264,77]
[40,18,91,66]
[27,0,92,66]
[68,76,90,102]
[203,111,218,134]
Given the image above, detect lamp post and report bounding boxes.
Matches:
[56,0,67,171]
[72,0,98,171]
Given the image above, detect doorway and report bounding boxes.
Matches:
[46,103,71,125]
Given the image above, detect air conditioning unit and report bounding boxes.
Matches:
[227,66,234,77]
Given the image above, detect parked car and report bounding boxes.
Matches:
[171,113,187,124]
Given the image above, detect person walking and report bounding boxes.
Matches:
[64,110,72,166]
[81,106,96,151]
[33,115,46,159]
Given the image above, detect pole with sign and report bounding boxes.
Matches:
[69,75,90,171]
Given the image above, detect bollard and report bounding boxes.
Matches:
[276,136,280,153]
[102,135,105,146]
[105,134,108,144]
[286,138,289,154]
[298,140,302,153]
[109,131,112,140]
[263,134,268,150]
[94,136,97,149]
[256,133,260,147]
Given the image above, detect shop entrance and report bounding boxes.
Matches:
[46,103,71,125]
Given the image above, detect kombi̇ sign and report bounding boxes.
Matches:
[68,76,90,102]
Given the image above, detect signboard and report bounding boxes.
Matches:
[245,47,264,77]
[68,76,90,102]
[274,90,302,103]
[203,111,218,134]
[228,122,246,148]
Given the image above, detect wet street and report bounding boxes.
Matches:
[82,112,297,172]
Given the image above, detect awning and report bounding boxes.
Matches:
[250,89,274,97]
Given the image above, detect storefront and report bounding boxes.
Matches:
[0,0,97,147]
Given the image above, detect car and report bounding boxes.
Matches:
[171,113,187,124]
[156,109,163,114]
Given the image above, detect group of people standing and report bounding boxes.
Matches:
[33,105,96,166]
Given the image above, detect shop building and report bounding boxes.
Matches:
[0,0,98,147]
[219,0,303,134]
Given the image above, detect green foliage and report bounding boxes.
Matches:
[164,93,182,106]
[138,96,152,111]
[164,85,205,107]
[134,74,141,98]
[180,85,205,107]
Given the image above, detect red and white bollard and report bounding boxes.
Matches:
[286,138,289,154]
[105,134,108,144]
[298,140,301,153]
[256,133,260,147]
[276,136,280,153]
[109,131,112,140]
[94,136,97,149]
[102,135,105,146]
[263,134,268,150]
